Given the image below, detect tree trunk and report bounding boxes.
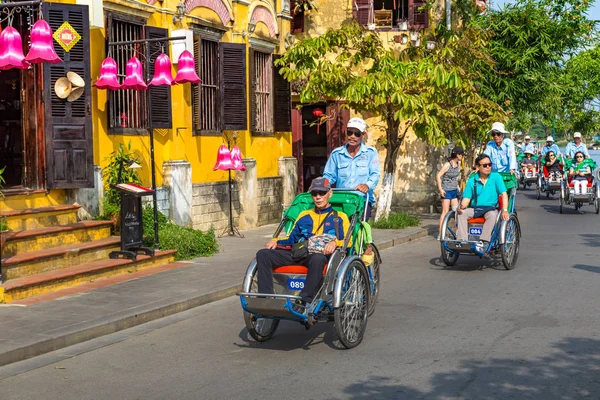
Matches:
[374,112,403,221]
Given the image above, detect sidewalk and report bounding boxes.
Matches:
[0,217,438,367]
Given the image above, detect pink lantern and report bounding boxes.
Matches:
[93,57,121,90]
[0,26,29,70]
[121,57,147,90]
[174,50,201,84]
[213,144,234,171]
[24,19,62,64]
[149,53,174,86]
[230,146,246,171]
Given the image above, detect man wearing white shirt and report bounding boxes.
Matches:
[565,132,589,158]
[521,135,535,153]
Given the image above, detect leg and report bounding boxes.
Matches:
[480,210,499,242]
[439,199,450,236]
[457,208,475,241]
[299,253,328,303]
[364,202,373,222]
[256,249,296,294]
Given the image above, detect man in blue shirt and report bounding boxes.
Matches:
[483,122,518,174]
[457,154,509,255]
[565,132,589,158]
[521,135,535,153]
[323,117,380,221]
[541,136,561,157]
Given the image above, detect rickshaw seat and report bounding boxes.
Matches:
[273,264,328,275]
[467,196,503,224]
[567,175,593,188]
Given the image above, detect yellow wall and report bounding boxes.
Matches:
[90,0,292,187]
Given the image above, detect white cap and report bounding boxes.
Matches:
[487,121,509,135]
[524,135,530,140]
[347,117,367,133]
[546,136,554,142]
[574,132,582,138]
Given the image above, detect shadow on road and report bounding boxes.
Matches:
[572,264,600,274]
[235,321,342,351]
[342,337,600,399]
[429,256,508,272]
[579,234,600,247]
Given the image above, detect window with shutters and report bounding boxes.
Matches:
[192,36,221,136]
[251,51,273,135]
[354,0,427,30]
[107,15,147,134]
[290,0,305,33]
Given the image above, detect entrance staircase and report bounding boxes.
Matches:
[0,204,175,303]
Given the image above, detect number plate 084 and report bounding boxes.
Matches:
[287,278,305,290]
[469,227,483,236]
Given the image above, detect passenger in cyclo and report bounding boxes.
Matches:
[323,117,380,265]
[436,146,464,239]
[457,154,510,254]
[569,151,592,195]
[544,151,563,182]
[256,177,350,309]
[521,150,537,177]
[483,122,518,175]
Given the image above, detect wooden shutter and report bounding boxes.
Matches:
[43,2,93,189]
[192,35,200,131]
[409,0,429,29]
[290,0,305,33]
[353,0,371,26]
[220,43,247,131]
[273,55,291,132]
[146,26,172,129]
[249,49,256,134]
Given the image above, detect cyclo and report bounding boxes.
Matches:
[439,173,521,270]
[517,152,539,189]
[559,157,600,214]
[537,155,564,200]
[238,190,381,349]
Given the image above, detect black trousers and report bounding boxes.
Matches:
[256,249,328,303]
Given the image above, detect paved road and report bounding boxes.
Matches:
[1,191,599,400]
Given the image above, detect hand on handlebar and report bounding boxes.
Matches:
[355,184,369,194]
[266,239,278,249]
[501,210,510,221]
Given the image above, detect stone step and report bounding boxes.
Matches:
[0,250,177,302]
[2,221,114,257]
[1,205,80,231]
[1,237,121,281]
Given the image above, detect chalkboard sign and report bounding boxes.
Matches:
[109,184,155,260]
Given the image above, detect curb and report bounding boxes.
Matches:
[0,225,436,368]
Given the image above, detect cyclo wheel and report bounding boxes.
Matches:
[559,184,564,214]
[501,215,520,270]
[334,260,369,349]
[536,177,541,200]
[243,268,280,342]
[595,198,599,214]
[367,244,381,317]
[440,212,459,267]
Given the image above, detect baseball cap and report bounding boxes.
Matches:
[451,146,465,155]
[574,132,582,138]
[308,177,331,192]
[347,117,367,133]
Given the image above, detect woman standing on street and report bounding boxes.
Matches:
[436,146,465,239]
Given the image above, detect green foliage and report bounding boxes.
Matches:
[0,218,7,231]
[371,212,420,229]
[101,142,142,219]
[141,205,218,260]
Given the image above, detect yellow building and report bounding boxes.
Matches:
[1,0,294,230]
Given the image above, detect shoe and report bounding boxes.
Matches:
[474,240,488,255]
[291,299,306,314]
[362,253,374,266]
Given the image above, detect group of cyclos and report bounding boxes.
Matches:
[517,136,600,215]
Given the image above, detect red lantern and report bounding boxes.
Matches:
[312,108,324,134]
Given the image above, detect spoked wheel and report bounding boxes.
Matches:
[243,269,280,342]
[501,215,520,270]
[536,183,541,200]
[559,186,564,214]
[547,190,551,198]
[367,245,381,317]
[334,260,369,349]
[440,212,459,267]
[595,198,599,214]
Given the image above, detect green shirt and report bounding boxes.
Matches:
[463,172,507,208]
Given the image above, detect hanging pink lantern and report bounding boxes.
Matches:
[230,146,246,171]
[149,53,174,86]
[0,26,29,70]
[121,57,147,90]
[93,57,121,90]
[24,19,62,64]
[213,144,234,171]
[174,50,201,84]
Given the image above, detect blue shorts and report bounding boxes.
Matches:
[442,189,459,200]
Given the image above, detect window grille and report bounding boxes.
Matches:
[253,51,273,133]
[193,37,220,134]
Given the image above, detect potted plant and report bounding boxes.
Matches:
[396,18,408,31]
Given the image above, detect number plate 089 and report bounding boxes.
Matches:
[287,279,305,290]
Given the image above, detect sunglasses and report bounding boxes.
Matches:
[576,156,584,159]
[479,163,492,168]
[346,130,362,138]
[491,132,503,137]
[311,190,328,197]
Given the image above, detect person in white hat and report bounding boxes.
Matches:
[565,132,589,159]
[541,136,561,158]
[520,135,535,154]
[520,149,537,177]
[483,122,518,174]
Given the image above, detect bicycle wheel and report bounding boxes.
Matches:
[501,215,520,270]
[440,212,459,267]
[367,245,381,317]
[243,269,280,342]
[334,260,369,349]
